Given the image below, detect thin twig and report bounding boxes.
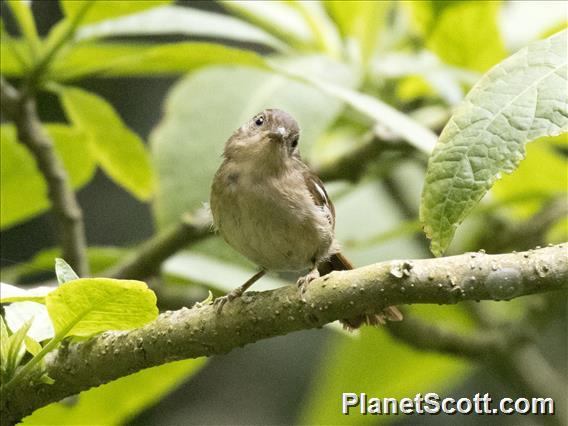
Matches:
[1,77,89,276]
[1,245,566,423]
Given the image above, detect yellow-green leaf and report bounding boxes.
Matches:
[492,135,568,218]
[408,0,507,72]
[325,1,390,63]
[48,42,266,81]
[24,336,42,357]
[45,278,158,337]
[59,87,155,200]
[0,36,30,76]
[60,0,170,25]
[23,358,206,425]
[0,124,95,229]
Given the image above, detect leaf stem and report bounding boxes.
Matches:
[24,1,92,92]
[289,1,341,58]
[6,0,41,58]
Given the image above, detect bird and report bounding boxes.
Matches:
[209,108,402,329]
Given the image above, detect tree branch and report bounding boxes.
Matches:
[2,245,566,423]
[0,77,89,276]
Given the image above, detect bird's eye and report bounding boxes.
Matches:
[291,137,299,148]
[255,116,264,126]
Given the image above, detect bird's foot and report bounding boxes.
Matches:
[213,289,241,313]
[297,268,320,296]
[214,269,266,313]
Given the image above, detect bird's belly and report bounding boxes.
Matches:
[213,181,333,271]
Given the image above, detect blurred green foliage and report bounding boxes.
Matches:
[1,124,94,228]
[1,0,566,424]
[23,358,206,425]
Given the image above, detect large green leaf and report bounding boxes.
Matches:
[300,326,468,425]
[0,124,95,229]
[163,252,287,293]
[75,5,287,52]
[60,0,170,25]
[220,0,314,49]
[407,0,507,72]
[151,57,355,227]
[48,42,267,81]
[421,30,568,256]
[0,35,29,76]
[0,246,127,284]
[5,0,40,56]
[492,135,567,217]
[46,278,158,337]
[59,86,155,200]
[325,1,390,63]
[286,1,342,57]
[22,358,206,425]
[283,70,438,153]
[333,180,427,266]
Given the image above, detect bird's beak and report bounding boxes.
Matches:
[268,126,287,143]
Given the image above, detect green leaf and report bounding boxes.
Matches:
[0,36,29,76]
[286,1,342,58]
[0,124,95,229]
[325,1,390,63]
[39,373,55,385]
[164,252,287,293]
[220,1,314,49]
[0,295,46,304]
[54,258,80,284]
[48,42,267,81]
[1,246,127,284]
[420,30,568,256]
[59,87,155,200]
[24,336,42,357]
[281,67,438,153]
[60,0,170,25]
[333,180,427,266]
[492,135,568,217]
[23,358,207,425]
[4,320,33,381]
[75,5,287,52]
[300,327,468,425]
[0,316,10,365]
[407,0,507,71]
[6,0,40,56]
[152,58,353,227]
[45,278,158,337]
[546,216,568,244]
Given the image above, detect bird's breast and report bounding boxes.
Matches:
[211,165,335,271]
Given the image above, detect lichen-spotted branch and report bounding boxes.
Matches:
[1,244,566,424]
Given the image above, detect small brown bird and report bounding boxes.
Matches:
[210,109,402,329]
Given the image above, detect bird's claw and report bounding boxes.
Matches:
[213,291,239,313]
[297,269,320,296]
[213,295,229,313]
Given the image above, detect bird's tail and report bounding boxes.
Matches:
[318,253,403,331]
